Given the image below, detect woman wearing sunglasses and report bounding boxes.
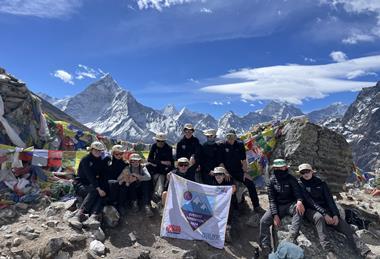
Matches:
[298,163,375,259]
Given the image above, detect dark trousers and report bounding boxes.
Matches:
[108,182,129,207]
[128,180,151,206]
[233,172,260,208]
[259,203,303,248]
[75,184,105,215]
[305,209,358,251]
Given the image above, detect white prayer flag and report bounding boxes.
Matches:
[160,173,233,249]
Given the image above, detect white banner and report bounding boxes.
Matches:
[160,173,233,249]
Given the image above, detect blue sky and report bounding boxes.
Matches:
[1,0,380,118]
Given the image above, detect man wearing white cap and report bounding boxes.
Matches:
[69,141,108,229]
[147,132,174,201]
[176,123,201,168]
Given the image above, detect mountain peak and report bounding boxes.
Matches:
[261,100,303,120]
[162,104,178,117]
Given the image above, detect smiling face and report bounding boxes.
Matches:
[184,129,193,139]
[177,162,189,173]
[113,152,124,160]
[91,149,102,158]
[130,159,141,168]
[214,174,225,184]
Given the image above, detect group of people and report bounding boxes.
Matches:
[68,123,376,259]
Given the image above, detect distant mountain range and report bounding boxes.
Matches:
[39,74,349,144]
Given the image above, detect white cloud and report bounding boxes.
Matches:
[136,0,200,11]
[342,32,375,44]
[200,54,380,104]
[304,57,316,63]
[0,0,81,18]
[241,99,248,103]
[249,104,255,107]
[212,101,223,105]
[330,51,348,62]
[226,101,231,105]
[188,78,200,83]
[75,64,98,80]
[53,70,74,85]
[200,7,212,13]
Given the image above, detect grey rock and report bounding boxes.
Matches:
[23,232,40,240]
[93,227,106,242]
[271,119,352,193]
[182,249,198,259]
[41,237,64,258]
[89,240,105,255]
[128,232,137,243]
[68,233,87,243]
[46,220,59,228]
[13,238,22,247]
[138,250,150,259]
[54,251,70,259]
[4,234,13,239]
[102,205,120,228]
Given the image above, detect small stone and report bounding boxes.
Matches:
[4,234,13,239]
[93,227,106,242]
[13,238,22,247]
[102,205,120,228]
[172,249,180,254]
[46,220,59,228]
[41,237,64,258]
[41,224,48,229]
[89,240,105,255]
[139,250,150,259]
[128,232,137,243]
[182,249,198,259]
[68,233,87,243]
[23,232,39,240]
[29,214,39,219]
[5,241,12,247]
[54,251,70,259]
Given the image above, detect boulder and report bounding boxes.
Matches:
[103,205,120,228]
[89,240,106,256]
[271,119,352,193]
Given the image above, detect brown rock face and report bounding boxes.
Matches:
[271,119,353,193]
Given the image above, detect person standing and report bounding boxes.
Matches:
[259,159,305,258]
[298,163,376,259]
[200,129,222,185]
[219,129,263,213]
[69,141,108,229]
[176,123,201,167]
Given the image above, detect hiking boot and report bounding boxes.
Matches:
[68,212,87,229]
[132,201,139,213]
[144,205,154,218]
[225,225,232,243]
[260,246,271,259]
[327,251,338,259]
[83,214,101,229]
[254,206,266,214]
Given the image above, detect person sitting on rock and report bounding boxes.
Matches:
[146,132,174,203]
[160,157,197,211]
[122,153,153,217]
[297,163,377,259]
[69,141,108,229]
[209,166,236,243]
[104,145,129,216]
[259,159,305,258]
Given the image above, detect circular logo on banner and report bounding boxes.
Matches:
[183,191,193,201]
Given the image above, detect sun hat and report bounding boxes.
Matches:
[153,132,167,141]
[177,157,190,164]
[111,145,125,153]
[212,167,227,175]
[183,123,194,131]
[89,141,105,151]
[203,129,217,137]
[297,163,316,173]
[129,153,142,161]
[272,159,288,168]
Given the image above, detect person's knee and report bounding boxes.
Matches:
[313,212,324,223]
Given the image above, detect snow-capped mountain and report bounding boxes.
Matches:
[161,104,178,118]
[36,92,59,104]
[339,82,380,171]
[307,102,348,124]
[260,101,304,120]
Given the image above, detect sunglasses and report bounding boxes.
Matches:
[178,163,189,167]
[114,152,124,156]
[300,170,312,175]
[156,140,165,143]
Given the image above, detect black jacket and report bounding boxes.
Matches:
[219,140,246,178]
[176,136,201,163]
[104,156,128,180]
[173,165,197,182]
[77,153,107,189]
[268,170,303,216]
[200,141,222,174]
[299,176,340,217]
[148,142,174,173]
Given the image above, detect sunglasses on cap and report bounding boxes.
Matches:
[300,169,312,175]
[178,163,189,167]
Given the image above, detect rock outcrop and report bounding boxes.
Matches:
[271,118,353,193]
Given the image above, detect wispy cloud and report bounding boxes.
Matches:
[53,70,74,85]
[304,57,316,63]
[0,0,82,18]
[330,51,348,62]
[212,101,223,105]
[136,0,200,11]
[201,54,380,104]
[200,7,213,13]
[342,32,375,44]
